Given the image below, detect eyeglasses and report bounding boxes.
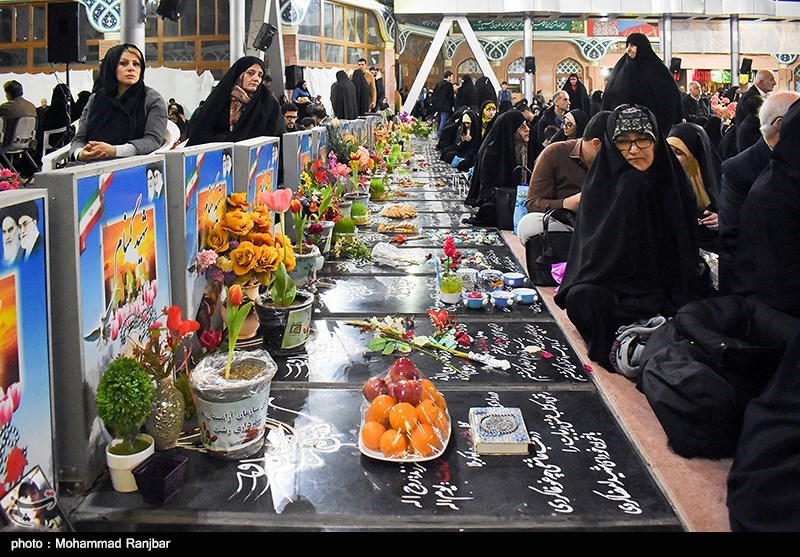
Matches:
[770,115,784,126]
[614,137,654,151]
[563,121,575,129]
[285,115,298,120]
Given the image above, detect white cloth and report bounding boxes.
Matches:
[517,211,573,244]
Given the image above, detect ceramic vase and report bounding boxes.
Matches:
[304,220,335,255]
[145,378,185,451]
[254,290,315,355]
[189,350,278,459]
[289,244,323,289]
[106,433,155,492]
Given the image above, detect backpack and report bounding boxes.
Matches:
[637,295,800,459]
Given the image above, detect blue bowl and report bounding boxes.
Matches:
[511,288,538,304]
[490,290,515,308]
[502,272,526,287]
[462,292,488,309]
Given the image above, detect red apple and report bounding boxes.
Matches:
[362,376,388,402]
[389,357,421,382]
[390,379,422,406]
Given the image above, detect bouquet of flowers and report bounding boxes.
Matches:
[194,192,296,289]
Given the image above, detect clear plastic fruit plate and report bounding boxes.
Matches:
[359,409,451,463]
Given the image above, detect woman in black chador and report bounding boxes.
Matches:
[186,56,283,146]
[351,68,372,116]
[601,33,682,135]
[330,70,358,120]
[554,104,699,367]
[561,73,591,114]
[455,74,479,110]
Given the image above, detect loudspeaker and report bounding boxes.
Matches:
[157,0,187,22]
[47,2,87,64]
[670,57,682,73]
[739,57,753,75]
[524,56,536,74]
[285,65,304,90]
[253,23,278,52]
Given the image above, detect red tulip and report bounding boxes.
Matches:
[228,284,243,307]
[290,198,302,214]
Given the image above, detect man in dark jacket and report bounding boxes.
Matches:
[432,71,456,139]
[681,81,711,126]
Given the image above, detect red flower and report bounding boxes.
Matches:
[228,284,243,307]
[165,305,200,337]
[199,329,223,350]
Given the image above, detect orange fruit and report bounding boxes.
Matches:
[416,399,444,428]
[389,402,419,433]
[365,394,395,426]
[379,428,408,458]
[409,423,442,457]
[432,390,448,411]
[419,379,439,403]
[360,421,386,451]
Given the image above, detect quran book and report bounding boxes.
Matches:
[469,406,531,455]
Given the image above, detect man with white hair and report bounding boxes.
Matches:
[734,69,776,127]
[681,80,711,125]
[717,90,800,293]
[535,90,570,144]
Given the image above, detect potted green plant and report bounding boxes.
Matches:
[350,201,369,226]
[439,274,464,305]
[95,356,156,492]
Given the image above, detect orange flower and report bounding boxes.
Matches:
[227,192,249,211]
[228,284,243,307]
[245,231,275,246]
[229,241,261,276]
[250,205,273,232]
[221,210,254,236]
[254,244,281,273]
[166,305,200,337]
[205,225,230,253]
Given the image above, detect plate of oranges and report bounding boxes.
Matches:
[358,357,451,462]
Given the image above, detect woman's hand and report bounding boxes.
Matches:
[79,141,117,161]
[699,210,718,231]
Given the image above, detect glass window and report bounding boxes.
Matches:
[298,0,321,36]
[367,12,379,45]
[33,47,50,67]
[32,6,45,41]
[331,3,344,40]
[164,41,197,63]
[347,47,363,65]
[16,6,29,41]
[199,4,215,35]
[0,49,25,67]
[347,10,364,43]
[145,44,158,63]
[324,44,343,64]
[0,8,13,43]
[200,41,230,62]
[299,40,321,62]
[180,0,198,34]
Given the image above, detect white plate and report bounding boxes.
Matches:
[359,409,452,463]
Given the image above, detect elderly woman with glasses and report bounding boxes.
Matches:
[554,104,702,371]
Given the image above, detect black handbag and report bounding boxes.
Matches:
[524,208,576,286]
[494,186,517,231]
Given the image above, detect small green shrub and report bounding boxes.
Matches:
[333,217,356,234]
[440,274,463,294]
[350,202,367,216]
[95,357,155,455]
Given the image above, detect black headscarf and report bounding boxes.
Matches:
[731,98,800,317]
[466,110,531,206]
[475,76,498,107]
[82,43,148,146]
[351,69,372,116]
[441,108,481,166]
[186,56,283,146]
[436,106,467,153]
[455,75,479,111]
[549,108,590,143]
[554,104,699,314]
[561,73,591,114]
[330,70,358,120]
[601,33,683,135]
[666,122,721,214]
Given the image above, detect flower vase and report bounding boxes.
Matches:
[145,378,185,451]
[189,349,278,459]
[304,220,335,255]
[254,290,315,355]
[289,244,323,290]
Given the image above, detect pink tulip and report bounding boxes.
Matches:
[260,188,293,213]
[7,382,20,411]
[0,398,12,428]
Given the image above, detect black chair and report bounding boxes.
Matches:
[0,115,40,175]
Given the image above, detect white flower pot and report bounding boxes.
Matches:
[106,434,155,492]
